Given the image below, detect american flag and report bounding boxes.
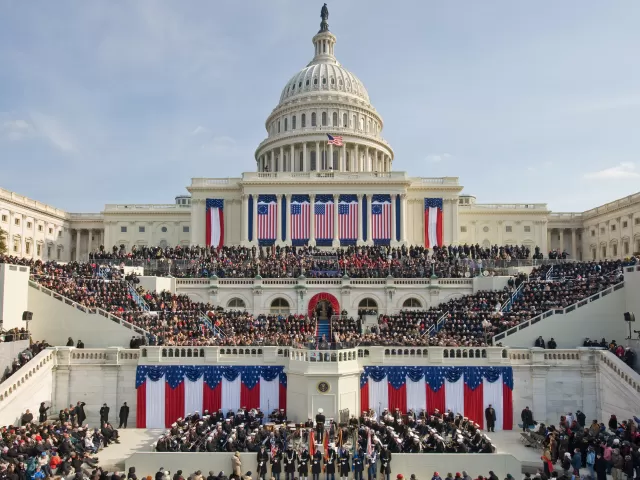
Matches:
[338,195,358,241]
[314,195,334,240]
[371,194,391,242]
[257,195,277,242]
[290,197,310,242]
[327,134,343,146]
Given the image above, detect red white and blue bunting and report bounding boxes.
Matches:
[360,366,513,430]
[136,366,287,428]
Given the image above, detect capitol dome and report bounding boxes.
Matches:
[255,7,393,175]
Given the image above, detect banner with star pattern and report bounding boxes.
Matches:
[360,366,513,430]
[135,366,287,428]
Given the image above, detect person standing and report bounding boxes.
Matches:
[270,446,282,480]
[379,446,391,480]
[232,451,242,479]
[316,409,326,441]
[353,450,364,480]
[326,444,337,480]
[100,403,110,424]
[284,446,297,480]
[76,401,87,424]
[521,407,534,432]
[311,448,322,480]
[257,445,269,480]
[339,448,350,480]
[119,402,130,428]
[484,405,496,433]
[298,447,310,480]
[39,402,50,423]
[366,449,377,480]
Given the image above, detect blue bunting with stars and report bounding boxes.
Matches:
[361,366,513,393]
[136,365,287,390]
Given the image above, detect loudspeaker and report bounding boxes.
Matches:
[22,311,33,321]
[624,312,636,322]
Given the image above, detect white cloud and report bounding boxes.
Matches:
[191,126,208,136]
[0,119,34,141]
[29,113,77,153]
[425,153,452,163]
[583,162,640,180]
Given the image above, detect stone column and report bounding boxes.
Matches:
[75,229,81,261]
[559,229,564,253]
[547,229,552,253]
[87,230,92,257]
[332,194,339,248]
[279,146,284,172]
[451,198,459,245]
[241,194,249,243]
[309,194,316,246]
[400,194,408,244]
[357,194,363,244]
[270,150,274,173]
[252,195,258,245]
[571,229,576,259]
[303,143,308,172]
[290,144,295,173]
[285,194,292,245]
[276,194,283,244]
[315,141,320,170]
[341,142,346,172]
[365,195,372,244]
[390,194,397,244]
[531,366,549,424]
[354,144,359,172]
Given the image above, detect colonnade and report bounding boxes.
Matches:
[240,193,407,246]
[257,141,392,173]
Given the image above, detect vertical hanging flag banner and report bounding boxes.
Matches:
[314,194,335,246]
[424,198,444,248]
[359,366,513,430]
[257,195,277,246]
[371,194,391,245]
[338,194,358,245]
[136,365,287,428]
[206,199,224,248]
[290,194,310,246]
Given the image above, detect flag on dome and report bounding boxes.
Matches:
[257,195,278,245]
[359,366,513,430]
[205,199,224,248]
[424,198,443,248]
[327,134,343,146]
[135,365,287,428]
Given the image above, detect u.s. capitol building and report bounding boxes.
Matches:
[1,7,639,262]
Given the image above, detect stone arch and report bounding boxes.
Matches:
[307,292,340,319]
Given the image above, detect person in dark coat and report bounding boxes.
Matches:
[576,410,586,428]
[100,404,110,424]
[38,403,50,423]
[119,402,130,428]
[298,447,310,480]
[66,337,74,347]
[20,409,33,426]
[283,446,297,480]
[127,467,137,480]
[326,445,337,480]
[485,405,496,432]
[76,401,87,424]
[270,447,282,480]
[339,449,350,480]
[379,447,392,480]
[521,407,534,432]
[594,453,607,480]
[353,450,364,480]
[257,445,269,480]
[311,449,323,480]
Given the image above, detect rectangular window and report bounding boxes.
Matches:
[58,230,62,237]
[57,249,61,260]
[49,228,53,234]
[139,226,145,233]
[47,247,51,258]
[624,242,629,255]
[611,224,616,231]
[602,246,606,258]
[25,242,31,254]
[600,227,605,234]
[613,244,618,256]
[183,226,190,233]
[591,230,595,237]
[27,222,32,229]
[460,226,467,233]
[524,225,531,233]
[1,214,6,222]
[13,240,19,253]
[38,225,43,232]
[37,244,41,256]
[121,226,127,233]
[14,218,20,226]
[623,221,628,228]
[505,225,512,233]
[635,218,640,225]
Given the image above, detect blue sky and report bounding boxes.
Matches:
[1,1,639,213]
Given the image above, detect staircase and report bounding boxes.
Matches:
[316,319,331,340]
[127,283,150,312]
[199,313,225,338]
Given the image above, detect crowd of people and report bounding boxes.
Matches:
[1,338,50,382]
[531,412,640,480]
[0,400,122,480]
[86,243,541,279]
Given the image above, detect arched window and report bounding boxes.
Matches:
[358,298,378,315]
[284,118,288,131]
[314,78,318,85]
[301,114,306,128]
[322,77,326,85]
[270,298,290,315]
[331,78,335,85]
[311,112,317,126]
[322,112,327,126]
[306,79,310,86]
[402,298,422,308]
[343,113,347,127]
[359,117,364,130]
[227,298,246,309]
[352,115,356,129]
[310,151,317,171]
[332,112,338,126]
[299,151,304,172]
[292,116,296,130]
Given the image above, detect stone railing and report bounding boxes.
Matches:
[190,178,236,187]
[598,350,640,394]
[176,276,473,288]
[28,280,149,337]
[0,349,56,403]
[492,281,625,343]
[104,204,190,210]
[242,171,406,181]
